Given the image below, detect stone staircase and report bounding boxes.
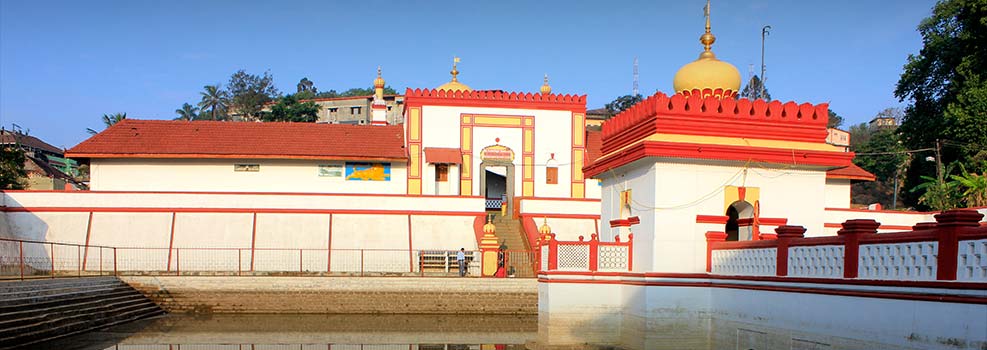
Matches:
[0,276,164,348]
[488,211,537,277]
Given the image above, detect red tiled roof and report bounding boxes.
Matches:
[66,119,407,161]
[827,163,875,181]
[1,131,63,154]
[585,129,603,166]
[424,147,462,164]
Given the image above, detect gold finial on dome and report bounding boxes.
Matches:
[539,217,552,237]
[672,0,741,99]
[483,215,496,234]
[438,57,473,92]
[540,74,552,95]
[373,66,386,102]
[374,66,385,89]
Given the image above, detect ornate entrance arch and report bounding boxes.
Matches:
[479,145,516,213]
[725,200,755,241]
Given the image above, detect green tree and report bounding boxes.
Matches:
[315,89,339,98]
[911,163,960,211]
[0,145,27,190]
[739,74,771,100]
[605,94,643,115]
[827,109,844,129]
[198,85,229,121]
[851,125,909,208]
[337,86,398,97]
[174,103,200,121]
[848,122,874,149]
[260,94,321,123]
[227,70,280,121]
[949,163,987,207]
[297,77,316,94]
[87,112,127,135]
[895,0,987,207]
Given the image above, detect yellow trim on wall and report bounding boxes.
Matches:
[461,179,472,196]
[461,127,472,152]
[571,182,585,199]
[572,149,584,181]
[409,144,421,178]
[473,116,522,126]
[408,179,421,195]
[523,180,534,196]
[409,108,421,141]
[524,130,533,153]
[572,114,585,146]
[646,133,843,152]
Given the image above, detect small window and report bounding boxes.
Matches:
[234,164,260,172]
[328,107,338,115]
[546,167,558,184]
[435,164,449,182]
[351,106,362,115]
[318,164,343,177]
[386,106,393,111]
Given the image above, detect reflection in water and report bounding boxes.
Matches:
[38,314,538,350]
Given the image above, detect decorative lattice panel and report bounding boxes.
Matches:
[788,245,844,278]
[711,248,777,276]
[858,242,938,280]
[957,239,987,282]
[540,245,549,271]
[598,245,629,271]
[556,244,590,271]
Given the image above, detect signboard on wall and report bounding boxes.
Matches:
[345,162,391,181]
[480,145,515,162]
[318,164,343,177]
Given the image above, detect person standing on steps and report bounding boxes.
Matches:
[457,248,466,277]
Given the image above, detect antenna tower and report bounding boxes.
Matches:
[632,57,639,96]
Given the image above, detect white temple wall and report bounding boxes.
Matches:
[1,192,483,256]
[824,178,852,209]
[419,105,577,199]
[599,160,656,272]
[90,158,407,193]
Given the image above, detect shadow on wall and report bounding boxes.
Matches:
[1,195,59,278]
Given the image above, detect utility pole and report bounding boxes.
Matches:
[760,25,771,100]
[632,57,639,97]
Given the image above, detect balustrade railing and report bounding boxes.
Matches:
[705,209,987,282]
[0,238,537,279]
[535,233,633,272]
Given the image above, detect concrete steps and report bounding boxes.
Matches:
[488,213,536,277]
[0,276,164,348]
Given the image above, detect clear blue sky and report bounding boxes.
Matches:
[1,0,935,149]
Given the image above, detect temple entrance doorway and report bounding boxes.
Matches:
[480,162,514,212]
[725,200,755,241]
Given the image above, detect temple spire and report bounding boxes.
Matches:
[700,0,716,53]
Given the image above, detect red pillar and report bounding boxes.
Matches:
[588,234,599,272]
[547,234,558,271]
[933,209,983,281]
[774,225,806,277]
[704,231,727,273]
[837,219,879,279]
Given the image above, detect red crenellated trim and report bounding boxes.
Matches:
[600,93,829,154]
[404,88,587,113]
[584,140,854,178]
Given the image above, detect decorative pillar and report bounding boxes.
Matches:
[588,234,599,271]
[539,218,557,271]
[933,209,983,281]
[704,231,727,273]
[837,219,880,279]
[774,225,806,277]
[479,216,500,277]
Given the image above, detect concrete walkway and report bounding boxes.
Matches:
[122,276,538,314]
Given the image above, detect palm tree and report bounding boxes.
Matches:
[949,164,987,207]
[88,113,127,135]
[174,103,199,121]
[198,85,228,121]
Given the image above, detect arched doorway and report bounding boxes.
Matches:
[725,200,755,241]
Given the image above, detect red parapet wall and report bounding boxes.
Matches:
[705,209,987,282]
[600,93,830,154]
[403,88,587,112]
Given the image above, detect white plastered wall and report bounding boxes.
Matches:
[599,160,657,272]
[419,105,576,198]
[90,158,408,193]
[824,178,852,209]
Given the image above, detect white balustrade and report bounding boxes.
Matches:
[540,245,549,271]
[598,245,629,272]
[711,248,777,276]
[788,245,844,278]
[858,242,938,281]
[556,244,590,271]
[957,239,987,282]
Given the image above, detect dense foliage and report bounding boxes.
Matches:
[739,75,771,101]
[260,94,321,123]
[0,145,27,190]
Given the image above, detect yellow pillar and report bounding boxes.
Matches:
[479,216,500,276]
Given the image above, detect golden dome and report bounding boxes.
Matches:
[373,66,385,89]
[483,216,496,234]
[538,217,552,235]
[672,0,741,98]
[438,57,473,92]
[540,74,552,95]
